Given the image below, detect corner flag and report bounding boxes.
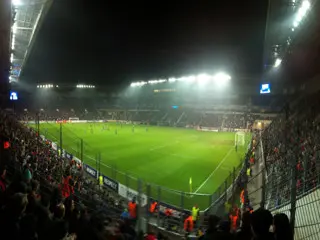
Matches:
[189,177,192,193]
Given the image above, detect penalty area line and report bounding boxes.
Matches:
[193,148,234,194]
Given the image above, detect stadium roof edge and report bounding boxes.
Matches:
[19,0,53,78]
[10,0,54,82]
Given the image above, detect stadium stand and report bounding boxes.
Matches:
[2,0,320,238]
[1,88,319,239]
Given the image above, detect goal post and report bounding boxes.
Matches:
[69,117,79,123]
[235,132,246,146]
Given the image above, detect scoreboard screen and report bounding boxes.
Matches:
[260,84,271,94]
[10,91,18,101]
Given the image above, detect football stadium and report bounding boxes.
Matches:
[1,0,320,239]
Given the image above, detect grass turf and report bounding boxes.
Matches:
[36,122,248,209]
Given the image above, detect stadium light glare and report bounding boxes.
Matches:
[185,76,196,83]
[12,0,22,6]
[213,72,231,83]
[197,74,211,84]
[274,58,282,68]
[130,81,147,87]
[148,80,158,84]
[37,84,56,88]
[168,77,176,82]
[293,0,310,28]
[76,84,95,88]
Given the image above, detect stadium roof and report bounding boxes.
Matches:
[264,0,320,86]
[10,0,53,83]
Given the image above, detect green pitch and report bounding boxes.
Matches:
[37,122,249,209]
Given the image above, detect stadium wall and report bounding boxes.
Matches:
[270,189,320,240]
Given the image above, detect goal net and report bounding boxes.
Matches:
[69,117,79,123]
[235,132,246,146]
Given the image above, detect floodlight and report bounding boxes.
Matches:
[293,0,310,28]
[302,0,310,10]
[168,78,176,82]
[185,76,196,83]
[274,58,282,68]
[12,0,22,6]
[37,85,39,88]
[148,80,157,84]
[197,74,211,84]
[131,81,147,87]
[213,72,231,83]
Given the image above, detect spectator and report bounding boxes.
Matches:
[273,213,293,240]
[214,220,233,240]
[202,215,220,240]
[251,208,274,240]
[235,211,252,240]
[0,193,28,239]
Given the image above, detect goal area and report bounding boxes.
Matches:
[69,117,79,123]
[235,132,246,146]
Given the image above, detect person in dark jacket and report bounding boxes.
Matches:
[214,220,233,240]
[202,215,220,240]
[273,213,293,240]
[251,208,274,240]
[235,211,252,240]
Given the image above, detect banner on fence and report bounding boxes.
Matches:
[64,151,73,160]
[103,175,119,192]
[118,183,148,206]
[84,164,98,179]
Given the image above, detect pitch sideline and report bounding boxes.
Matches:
[192,147,234,194]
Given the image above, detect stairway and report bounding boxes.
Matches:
[176,112,185,125]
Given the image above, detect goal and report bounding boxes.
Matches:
[69,117,79,123]
[235,132,246,146]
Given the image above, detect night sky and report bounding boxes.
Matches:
[22,0,268,86]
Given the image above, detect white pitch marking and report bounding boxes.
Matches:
[193,148,234,194]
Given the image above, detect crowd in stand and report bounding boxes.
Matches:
[0,110,140,240]
[263,91,320,209]
[19,108,259,130]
